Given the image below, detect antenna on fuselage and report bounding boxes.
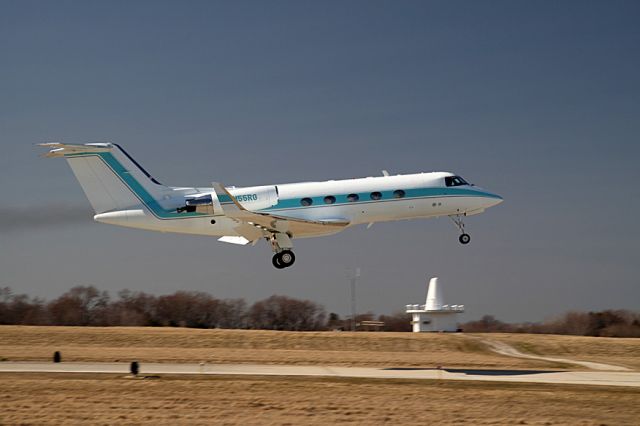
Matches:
[382,170,390,177]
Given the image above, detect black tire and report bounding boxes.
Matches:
[278,250,296,268]
[272,254,285,269]
[459,233,471,244]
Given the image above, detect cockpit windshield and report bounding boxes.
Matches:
[445,176,469,187]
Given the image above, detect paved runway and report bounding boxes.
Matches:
[1,362,639,388]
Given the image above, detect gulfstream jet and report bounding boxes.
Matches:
[40,143,503,269]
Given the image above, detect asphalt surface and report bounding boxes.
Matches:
[1,362,639,388]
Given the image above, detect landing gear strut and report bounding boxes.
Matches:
[269,233,296,269]
[449,214,471,245]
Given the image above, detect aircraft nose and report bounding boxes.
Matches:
[483,192,503,208]
[472,186,503,208]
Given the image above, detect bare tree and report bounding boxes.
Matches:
[248,295,326,331]
[106,289,158,326]
[216,298,248,329]
[378,311,412,332]
[0,288,47,325]
[47,286,109,325]
[461,315,513,332]
[543,311,591,335]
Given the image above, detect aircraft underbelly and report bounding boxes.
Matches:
[94,208,241,237]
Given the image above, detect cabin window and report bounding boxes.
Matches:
[347,193,359,202]
[445,176,469,187]
[370,191,382,200]
[393,190,406,199]
[324,195,336,204]
[300,197,313,206]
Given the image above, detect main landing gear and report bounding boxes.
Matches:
[449,214,471,245]
[269,232,296,269]
[272,250,296,269]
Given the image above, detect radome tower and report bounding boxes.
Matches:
[406,277,464,332]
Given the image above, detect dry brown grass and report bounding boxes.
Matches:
[482,333,640,370]
[2,327,640,424]
[0,326,569,369]
[1,373,638,425]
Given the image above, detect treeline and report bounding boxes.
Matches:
[462,311,640,338]
[0,286,326,331]
[2,286,638,337]
[0,285,412,331]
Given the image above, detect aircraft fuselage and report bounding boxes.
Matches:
[41,142,503,269]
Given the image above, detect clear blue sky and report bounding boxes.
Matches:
[1,0,639,322]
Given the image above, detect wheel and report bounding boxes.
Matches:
[272,254,285,269]
[278,250,296,268]
[459,233,471,245]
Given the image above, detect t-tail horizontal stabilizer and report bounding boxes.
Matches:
[38,142,112,157]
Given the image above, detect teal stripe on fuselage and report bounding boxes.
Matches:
[259,187,501,212]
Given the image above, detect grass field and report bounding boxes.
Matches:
[2,326,640,424]
[0,325,619,370]
[1,373,639,425]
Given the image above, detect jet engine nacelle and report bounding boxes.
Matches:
[232,185,279,211]
[178,185,278,216]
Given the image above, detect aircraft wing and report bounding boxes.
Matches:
[212,183,350,240]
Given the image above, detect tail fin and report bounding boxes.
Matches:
[40,142,173,214]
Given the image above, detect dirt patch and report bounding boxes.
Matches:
[462,335,631,371]
[478,333,640,371]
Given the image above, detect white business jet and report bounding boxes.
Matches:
[40,143,503,269]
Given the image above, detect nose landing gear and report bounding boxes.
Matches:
[450,214,471,245]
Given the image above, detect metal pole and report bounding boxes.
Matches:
[350,268,360,332]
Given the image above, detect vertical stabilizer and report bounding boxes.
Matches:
[40,143,174,214]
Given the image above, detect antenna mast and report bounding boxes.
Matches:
[349,267,361,332]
